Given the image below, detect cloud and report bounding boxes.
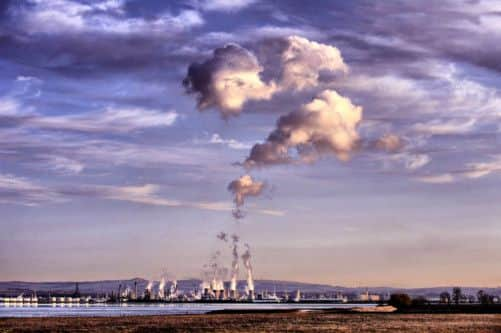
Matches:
[398,153,431,171]
[183,36,348,116]
[12,0,204,35]
[0,102,178,133]
[375,133,403,152]
[42,155,85,175]
[0,98,21,116]
[415,156,501,184]
[0,173,61,205]
[183,43,277,117]
[412,118,477,136]
[244,89,362,167]
[61,184,184,207]
[0,1,206,76]
[209,133,252,150]
[227,174,266,218]
[200,0,257,12]
[0,173,282,216]
[32,107,178,133]
[415,173,455,184]
[462,156,501,179]
[277,35,348,91]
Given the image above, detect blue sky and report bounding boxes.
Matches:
[1,0,501,287]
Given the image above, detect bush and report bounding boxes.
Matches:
[411,296,428,306]
[388,293,412,309]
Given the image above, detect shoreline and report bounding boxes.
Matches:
[1,312,501,333]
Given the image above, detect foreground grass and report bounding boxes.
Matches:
[1,312,501,333]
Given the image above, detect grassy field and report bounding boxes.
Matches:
[1,312,501,332]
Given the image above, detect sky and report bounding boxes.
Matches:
[1,0,501,288]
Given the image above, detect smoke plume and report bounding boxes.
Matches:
[241,243,254,292]
[216,231,228,242]
[375,133,403,152]
[230,234,239,291]
[158,277,166,299]
[183,44,276,117]
[183,36,348,117]
[244,89,362,168]
[227,174,266,219]
[278,36,348,91]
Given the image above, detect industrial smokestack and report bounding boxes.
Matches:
[241,243,254,297]
[158,278,166,300]
[230,234,240,295]
[144,281,153,301]
[134,280,138,300]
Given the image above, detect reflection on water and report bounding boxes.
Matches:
[0,303,371,318]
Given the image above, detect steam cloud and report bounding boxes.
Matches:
[215,232,240,293]
[158,277,166,299]
[241,243,254,292]
[244,89,363,167]
[227,174,266,219]
[278,36,348,91]
[183,44,276,117]
[184,35,401,292]
[216,231,228,242]
[230,234,240,291]
[375,133,403,152]
[201,250,228,293]
[183,36,348,117]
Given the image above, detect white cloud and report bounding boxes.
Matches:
[415,156,501,184]
[184,43,277,116]
[3,103,178,133]
[15,0,204,35]
[209,133,252,150]
[413,118,477,135]
[462,156,501,179]
[278,36,348,91]
[243,25,323,40]
[385,153,431,171]
[415,173,455,184]
[245,89,363,167]
[0,173,283,216]
[0,174,62,206]
[200,0,257,11]
[403,154,431,170]
[0,98,21,116]
[42,155,85,175]
[184,36,348,116]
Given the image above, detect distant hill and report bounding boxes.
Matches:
[0,279,500,297]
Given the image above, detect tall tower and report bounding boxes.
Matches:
[73,282,81,297]
[134,280,138,300]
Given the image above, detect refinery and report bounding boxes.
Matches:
[0,231,392,305]
[0,232,389,305]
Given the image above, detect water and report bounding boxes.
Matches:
[0,303,373,318]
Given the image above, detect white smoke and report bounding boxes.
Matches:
[278,35,348,91]
[244,89,363,167]
[183,43,276,117]
[241,243,254,292]
[183,36,348,117]
[375,133,403,152]
[230,234,239,291]
[201,249,229,295]
[227,174,266,219]
[145,281,154,296]
[216,231,228,242]
[158,277,166,299]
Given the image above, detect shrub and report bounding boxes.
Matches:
[388,293,412,309]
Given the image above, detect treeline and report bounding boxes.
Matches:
[388,287,500,312]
